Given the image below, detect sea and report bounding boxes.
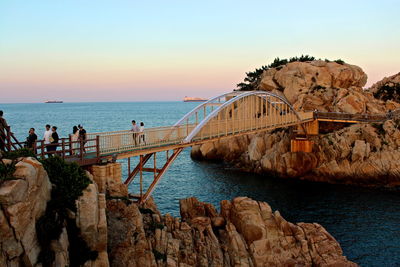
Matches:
[1,101,400,266]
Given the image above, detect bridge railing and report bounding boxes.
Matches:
[89,124,198,155]
[314,111,388,122]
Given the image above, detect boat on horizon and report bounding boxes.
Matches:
[44,100,63,103]
[183,96,207,102]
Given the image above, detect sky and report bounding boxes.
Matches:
[0,0,399,103]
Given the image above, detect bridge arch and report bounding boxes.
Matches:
[181,90,308,143]
[122,91,313,203]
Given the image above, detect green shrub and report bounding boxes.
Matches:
[41,156,91,212]
[373,84,400,102]
[334,59,345,65]
[0,148,37,183]
[236,55,341,91]
[2,148,37,160]
[139,207,155,214]
[0,160,16,183]
[36,156,95,267]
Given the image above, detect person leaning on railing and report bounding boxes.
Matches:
[47,126,59,157]
[26,128,38,153]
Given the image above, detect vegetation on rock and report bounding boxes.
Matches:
[236,55,345,91]
[373,83,400,103]
[34,156,96,267]
[0,148,36,183]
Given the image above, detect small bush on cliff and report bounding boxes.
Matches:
[41,156,91,212]
[1,148,37,160]
[373,84,400,102]
[334,59,345,65]
[36,156,96,267]
[0,160,16,183]
[236,55,343,91]
[0,148,37,183]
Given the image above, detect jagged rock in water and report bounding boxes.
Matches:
[107,196,357,267]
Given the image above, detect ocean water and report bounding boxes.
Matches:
[2,101,400,266]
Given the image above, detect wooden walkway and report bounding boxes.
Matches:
[1,90,397,203]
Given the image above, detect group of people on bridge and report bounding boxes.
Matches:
[0,110,88,156]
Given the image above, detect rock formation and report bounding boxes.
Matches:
[193,61,400,186]
[1,159,358,266]
[0,157,51,266]
[0,158,111,267]
[107,196,357,267]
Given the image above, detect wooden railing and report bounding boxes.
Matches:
[3,107,397,166]
[314,111,394,122]
[0,126,24,152]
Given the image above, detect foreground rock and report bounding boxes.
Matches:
[107,196,357,267]
[0,157,51,266]
[0,158,110,267]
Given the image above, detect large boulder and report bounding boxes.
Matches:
[258,60,392,114]
[0,157,51,266]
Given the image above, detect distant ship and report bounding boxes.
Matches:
[183,96,207,102]
[45,100,63,103]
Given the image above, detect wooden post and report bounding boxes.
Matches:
[41,140,45,159]
[153,153,157,180]
[80,139,84,162]
[68,135,72,155]
[96,135,100,160]
[61,139,65,159]
[128,157,131,176]
[139,155,143,199]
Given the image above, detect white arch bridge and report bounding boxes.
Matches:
[85,90,314,203]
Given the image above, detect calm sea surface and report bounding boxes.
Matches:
[2,102,400,266]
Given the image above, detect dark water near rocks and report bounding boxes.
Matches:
[2,101,400,266]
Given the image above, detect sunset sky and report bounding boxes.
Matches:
[1,0,399,103]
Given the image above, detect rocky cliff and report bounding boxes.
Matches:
[192,60,400,186]
[0,157,109,267]
[1,159,358,266]
[0,158,51,266]
[107,196,357,267]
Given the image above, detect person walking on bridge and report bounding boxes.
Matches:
[0,111,9,151]
[139,122,146,145]
[131,120,140,146]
